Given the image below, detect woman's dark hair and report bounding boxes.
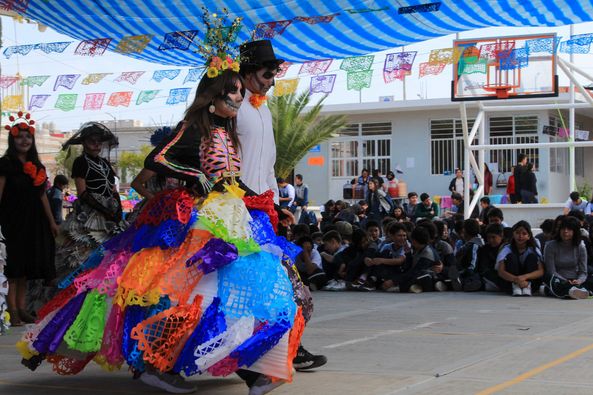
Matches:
[411,226,430,245]
[555,216,581,246]
[392,205,407,219]
[5,131,43,168]
[351,228,368,249]
[540,219,555,234]
[511,220,536,250]
[526,162,534,171]
[434,220,447,238]
[417,220,438,241]
[184,69,245,150]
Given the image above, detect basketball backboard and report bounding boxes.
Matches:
[451,33,558,101]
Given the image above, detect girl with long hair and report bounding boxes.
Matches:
[496,220,544,296]
[19,56,305,395]
[0,112,58,326]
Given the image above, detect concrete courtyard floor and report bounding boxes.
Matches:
[2,291,593,395]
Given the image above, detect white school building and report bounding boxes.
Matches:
[295,92,593,210]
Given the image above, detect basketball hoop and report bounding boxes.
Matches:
[483,84,513,99]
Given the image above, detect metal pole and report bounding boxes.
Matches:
[568,24,576,193]
[460,103,470,218]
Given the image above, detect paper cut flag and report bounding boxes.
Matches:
[115,34,153,54]
[153,69,181,82]
[55,94,78,112]
[498,48,529,70]
[81,73,111,85]
[398,2,441,14]
[3,44,35,58]
[428,48,462,65]
[559,36,592,54]
[1,0,30,13]
[340,55,374,72]
[20,75,50,87]
[254,20,292,40]
[1,94,24,111]
[35,41,72,54]
[274,79,299,97]
[115,71,146,85]
[419,62,446,77]
[383,69,411,83]
[384,52,416,72]
[458,59,487,74]
[107,91,133,107]
[158,30,198,51]
[347,70,373,91]
[299,59,332,75]
[0,76,19,89]
[166,88,191,105]
[309,74,336,94]
[54,74,80,91]
[479,41,515,61]
[74,38,112,56]
[136,90,160,105]
[526,37,558,54]
[293,14,339,24]
[184,68,202,84]
[276,62,292,79]
[29,94,51,110]
[83,93,106,110]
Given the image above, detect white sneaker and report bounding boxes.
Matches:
[385,285,400,293]
[434,281,447,292]
[322,279,337,291]
[512,283,522,296]
[332,280,347,291]
[522,283,532,296]
[568,286,589,299]
[249,375,285,395]
[409,284,423,293]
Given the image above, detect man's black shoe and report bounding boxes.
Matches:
[293,345,327,371]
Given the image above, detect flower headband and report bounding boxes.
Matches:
[4,111,36,136]
[199,8,243,78]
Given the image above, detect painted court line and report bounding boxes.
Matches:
[475,342,593,395]
[323,322,437,349]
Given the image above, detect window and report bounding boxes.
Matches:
[330,122,391,178]
[549,116,585,176]
[489,115,539,173]
[430,119,475,175]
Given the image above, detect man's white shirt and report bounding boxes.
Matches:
[237,89,279,203]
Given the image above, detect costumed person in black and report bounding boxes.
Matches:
[19,11,306,395]
[0,112,57,326]
[238,38,327,372]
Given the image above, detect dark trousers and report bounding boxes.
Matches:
[236,369,261,387]
[509,193,519,204]
[501,253,541,292]
[520,190,538,204]
[544,273,593,298]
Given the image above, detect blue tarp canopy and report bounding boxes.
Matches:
[4,1,593,65]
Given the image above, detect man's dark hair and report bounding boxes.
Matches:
[569,191,580,202]
[295,174,303,180]
[480,196,490,205]
[292,224,310,238]
[517,153,527,162]
[484,223,504,237]
[295,235,314,247]
[322,230,342,243]
[487,207,504,220]
[387,222,407,236]
[417,220,438,240]
[540,219,555,234]
[568,209,585,222]
[408,192,418,199]
[411,226,430,245]
[365,220,380,230]
[420,193,430,202]
[53,174,69,187]
[451,192,462,202]
[462,218,480,237]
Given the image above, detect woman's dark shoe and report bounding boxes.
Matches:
[18,309,36,324]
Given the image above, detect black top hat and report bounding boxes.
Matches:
[240,40,284,68]
[62,122,118,149]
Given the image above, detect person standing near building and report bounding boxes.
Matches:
[513,153,528,203]
[521,162,538,203]
[237,39,327,375]
[449,168,464,194]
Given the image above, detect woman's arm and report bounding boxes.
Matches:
[131,168,157,200]
[74,177,86,195]
[40,191,59,237]
[520,261,544,281]
[497,261,518,283]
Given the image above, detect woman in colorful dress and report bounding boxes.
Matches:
[0,112,57,326]
[18,25,306,395]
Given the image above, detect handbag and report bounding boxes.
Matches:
[496,173,507,188]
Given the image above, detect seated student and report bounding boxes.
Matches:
[431,220,455,289]
[535,219,555,250]
[563,191,588,215]
[477,224,507,292]
[319,230,346,290]
[392,206,408,222]
[496,220,544,296]
[366,220,382,250]
[403,192,419,221]
[377,217,396,250]
[398,227,439,293]
[450,219,484,292]
[447,193,464,217]
[292,223,311,241]
[334,220,353,246]
[478,196,494,225]
[362,222,411,292]
[449,218,464,253]
[311,231,323,249]
[415,193,440,221]
[544,216,592,299]
[415,220,448,292]
[486,207,509,228]
[295,236,328,291]
[338,229,378,291]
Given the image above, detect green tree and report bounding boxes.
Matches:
[117,145,152,183]
[55,145,82,177]
[269,91,347,179]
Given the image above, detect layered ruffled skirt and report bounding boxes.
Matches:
[18,186,310,381]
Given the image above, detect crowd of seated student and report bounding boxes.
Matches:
[287,195,593,300]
